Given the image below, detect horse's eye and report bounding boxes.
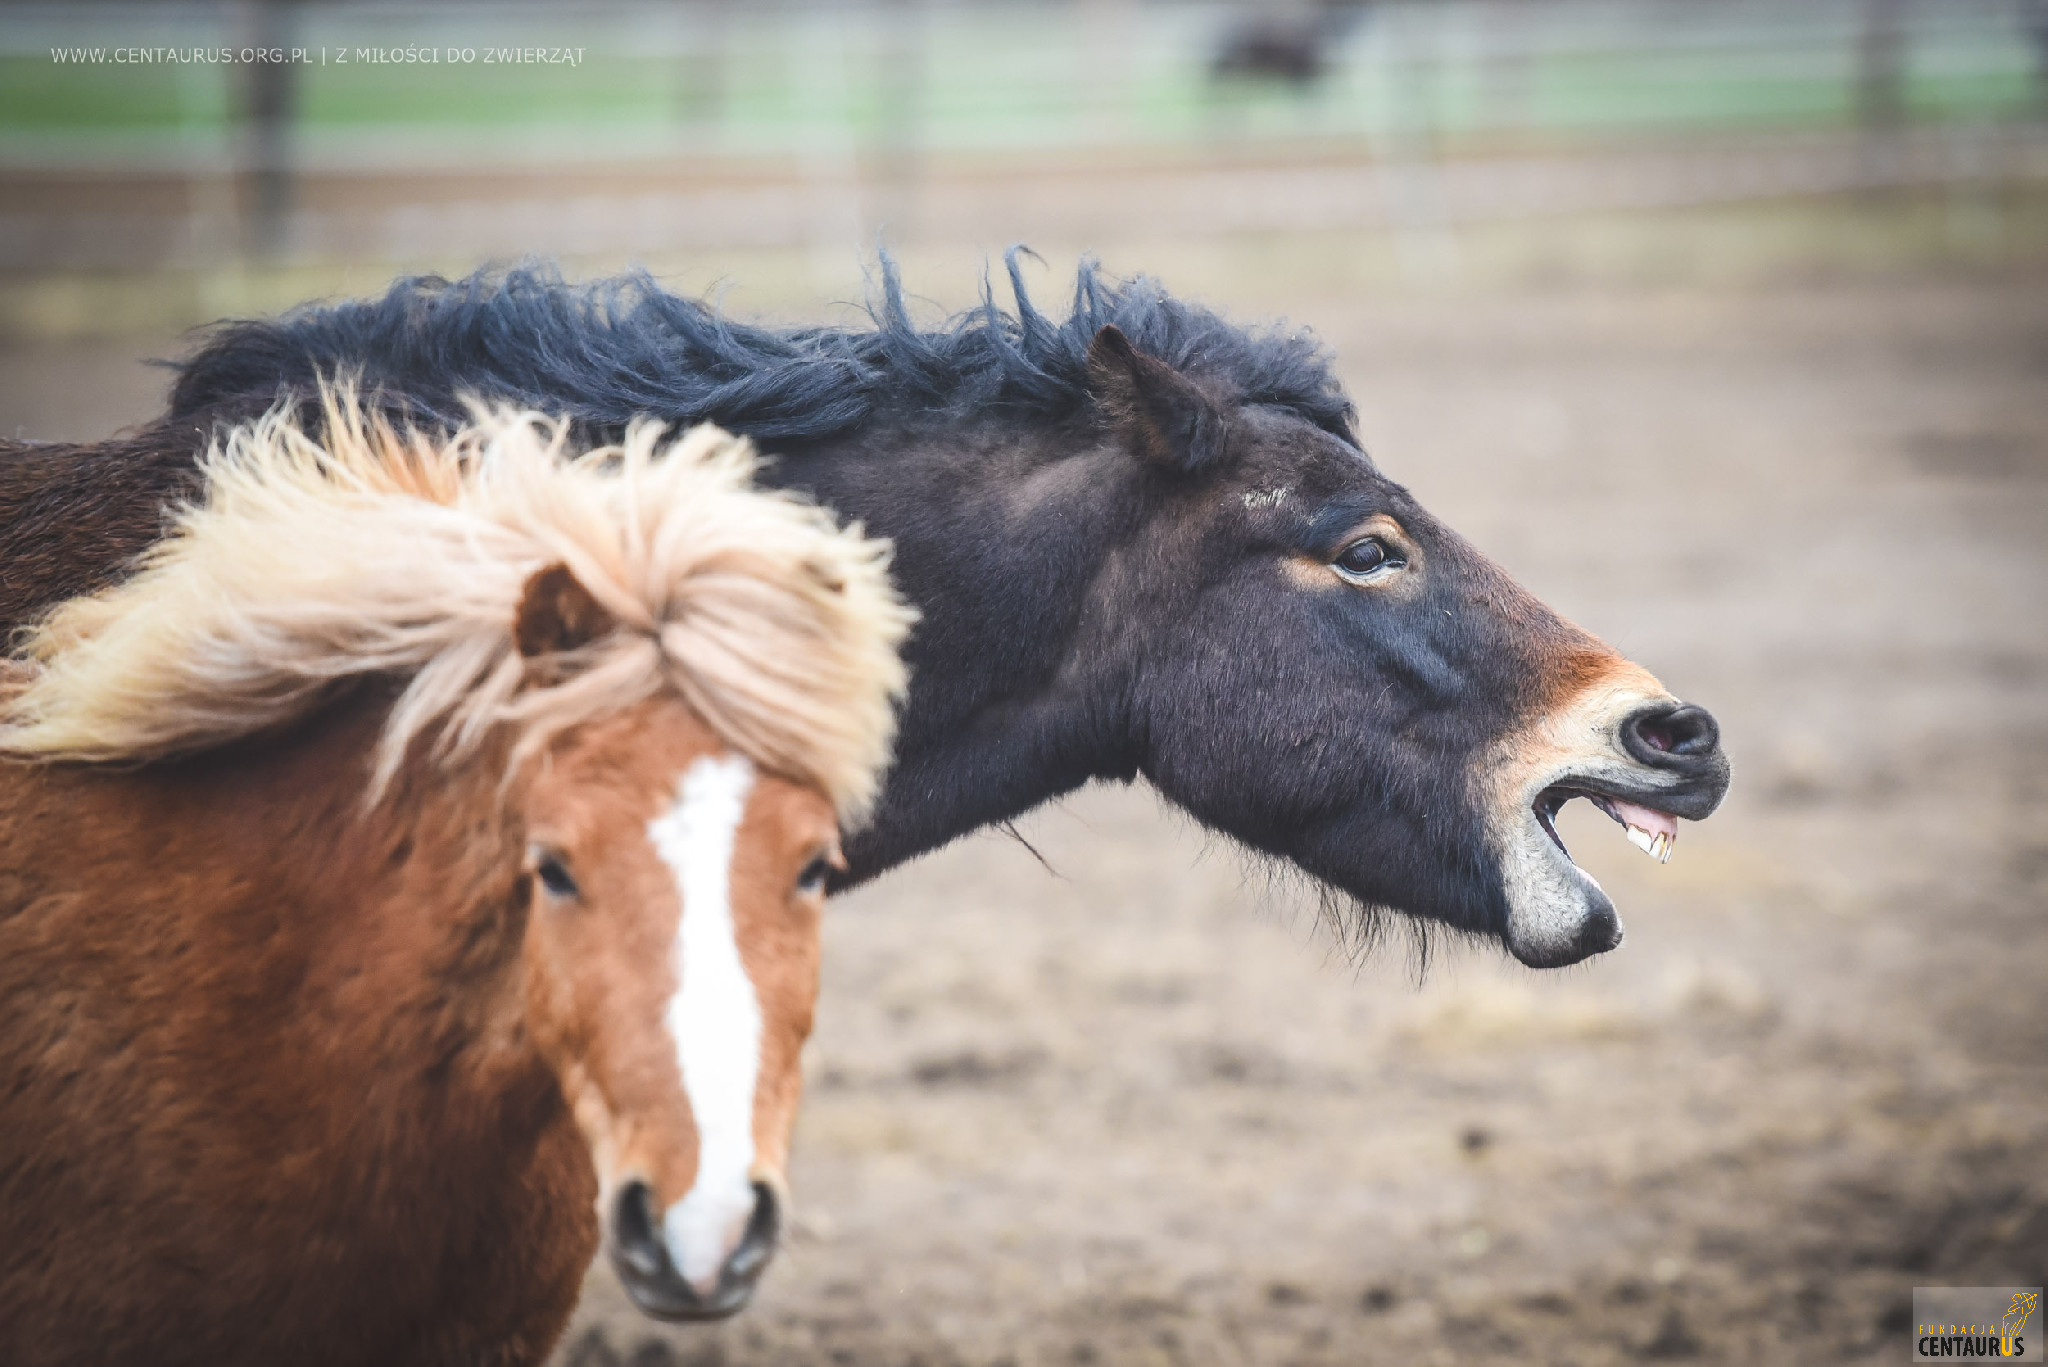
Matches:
[535,853,579,900]
[796,854,834,897]
[1333,537,1402,583]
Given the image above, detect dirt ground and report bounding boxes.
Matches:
[5,270,2045,1366]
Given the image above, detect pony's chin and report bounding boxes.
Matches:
[1497,811,1626,969]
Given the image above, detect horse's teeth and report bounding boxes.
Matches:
[1659,831,1676,864]
[1625,825,1656,855]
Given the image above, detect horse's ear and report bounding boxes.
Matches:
[515,563,613,661]
[1086,324,1226,475]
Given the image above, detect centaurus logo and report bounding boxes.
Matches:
[1915,1287,2041,1361]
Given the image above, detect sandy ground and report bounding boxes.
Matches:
[5,271,2045,1366]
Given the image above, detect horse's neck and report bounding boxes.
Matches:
[772,421,1143,881]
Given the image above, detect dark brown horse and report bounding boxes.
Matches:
[0,400,913,1366]
[0,256,1729,968]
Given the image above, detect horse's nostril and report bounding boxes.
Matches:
[726,1182,781,1281]
[610,1180,667,1279]
[1625,703,1720,761]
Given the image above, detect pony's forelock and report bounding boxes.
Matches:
[0,388,915,825]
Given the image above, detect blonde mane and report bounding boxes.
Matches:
[0,390,915,823]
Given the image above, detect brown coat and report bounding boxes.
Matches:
[0,695,593,1367]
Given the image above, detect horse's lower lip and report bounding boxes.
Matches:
[1499,785,1634,968]
[1507,887,1623,967]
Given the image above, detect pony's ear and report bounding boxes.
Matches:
[515,563,613,661]
[1086,324,1226,475]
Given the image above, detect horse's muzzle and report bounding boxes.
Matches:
[1496,685,1733,969]
[607,1179,781,1322]
[1616,701,1730,817]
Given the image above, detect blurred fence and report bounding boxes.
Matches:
[0,0,2044,270]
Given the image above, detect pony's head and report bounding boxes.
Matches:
[508,568,839,1319]
[0,394,915,1318]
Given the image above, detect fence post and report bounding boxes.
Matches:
[240,0,299,260]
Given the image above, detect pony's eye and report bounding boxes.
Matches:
[535,853,579,900]
[796,854,834,897]
[1333,537,1403,583]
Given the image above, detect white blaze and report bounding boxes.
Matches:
[647,752,761,1291]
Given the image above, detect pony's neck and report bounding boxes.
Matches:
[770,418,1144,880]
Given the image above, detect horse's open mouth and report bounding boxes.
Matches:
[1534,785,1681,866]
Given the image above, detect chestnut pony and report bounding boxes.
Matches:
[0,397,913,1366]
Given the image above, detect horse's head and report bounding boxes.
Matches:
[1085,326,1731,967]
[511,566,837,1321]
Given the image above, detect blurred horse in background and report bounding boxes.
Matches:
[0,396,913,1367]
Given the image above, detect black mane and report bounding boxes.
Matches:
[168,252,1356,444]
